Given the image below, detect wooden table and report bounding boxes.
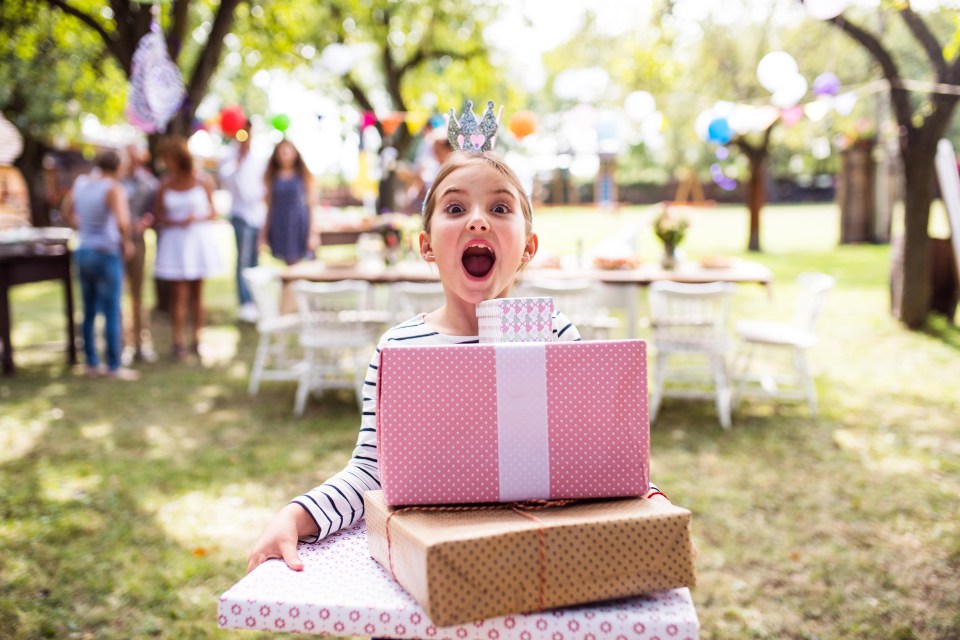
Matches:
[0,234,77,375]
[283,259,773,338]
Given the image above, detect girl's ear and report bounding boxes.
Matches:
[419,231,434,261]
[521,233,539,264]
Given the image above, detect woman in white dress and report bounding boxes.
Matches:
[154,135,224,360]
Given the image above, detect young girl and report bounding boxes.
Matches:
[260,139,317,264]
[247,151,664,573]
[153,135,224,360]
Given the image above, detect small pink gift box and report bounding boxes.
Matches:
[217,522,700,638]
[476,296,554,343]
[377,340,649,506]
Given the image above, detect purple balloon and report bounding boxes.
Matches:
[813,72,841,97]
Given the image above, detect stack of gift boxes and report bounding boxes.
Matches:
[365,297,697,627]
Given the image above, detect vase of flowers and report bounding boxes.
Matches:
[653,206,689,270]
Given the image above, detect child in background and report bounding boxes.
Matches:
[153,135,224,360]
[260,139,317,265]
[247,117,666,574]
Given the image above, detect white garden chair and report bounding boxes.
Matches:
[648,281,735,429]
[242,266,304,396]
[516,278,620,340]
[293,280,383,415]
[732,272,835,417]
[389,281,447,320]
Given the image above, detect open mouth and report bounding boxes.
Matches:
[461,243,496,278]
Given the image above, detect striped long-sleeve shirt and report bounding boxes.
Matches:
[291,311,661,542]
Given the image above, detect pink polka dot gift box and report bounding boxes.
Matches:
[476,297,555,343]
[365,490,697,628]
[377,340,649,506]
[218,520,700,638]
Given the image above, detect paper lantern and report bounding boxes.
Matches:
[380,112,404,136]
[812,72,841,97]
[220,106,246,137]
[757,52,799,93]
[270,113,291,133]
[707,117,733,145]
[508,111,538,140]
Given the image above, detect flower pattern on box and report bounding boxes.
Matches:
[219,522,699,639]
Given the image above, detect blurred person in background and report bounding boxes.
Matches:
[219,120,266,324]
[61,149,139,380]
[153,135,224,361]
[120,144,159,362]
[260,139,317,265]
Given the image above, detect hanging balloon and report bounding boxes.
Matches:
[508,111,538,140]
[270,113,291,133]
[770,74,808,108]
[812,72,841,97]
[428,113,446,129]
[757,52,799,93]
[380,112,404,136]
[707,117,734,145]
[220,105,246,137]
[804,0,848,20]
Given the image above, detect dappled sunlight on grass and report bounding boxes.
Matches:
[145,483,288,557]
[0,416,47,463]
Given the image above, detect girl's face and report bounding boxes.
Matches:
[419,162,537,305]
[276,142,298,168]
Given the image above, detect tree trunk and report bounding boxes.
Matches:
[13,135,51,227]
[746,156,765,252]
[896,146,936,328]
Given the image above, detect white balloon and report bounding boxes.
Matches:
[770,73,808,108]
[757,51,799,93]
[624,91,656,121]
[804,0,848,20]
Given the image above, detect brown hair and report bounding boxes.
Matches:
[422,151,533,236]
[158,135,194,174]
[265,139,310,185]
[94,150,121,173]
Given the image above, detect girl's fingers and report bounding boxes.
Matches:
[280,542,305,571]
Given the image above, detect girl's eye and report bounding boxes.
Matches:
[491,203,511,214]
[444,203,465,214]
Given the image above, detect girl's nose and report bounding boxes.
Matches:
[467,209,489,232]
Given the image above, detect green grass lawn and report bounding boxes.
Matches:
[1,203,958,639]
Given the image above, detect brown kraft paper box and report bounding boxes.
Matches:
[364,490,697,627]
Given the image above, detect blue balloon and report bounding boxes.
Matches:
[707,117,733,145]
[429,114,446,129]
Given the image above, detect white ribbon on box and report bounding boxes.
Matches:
[494,343,551,501]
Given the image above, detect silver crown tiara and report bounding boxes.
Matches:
[448,100,503,152]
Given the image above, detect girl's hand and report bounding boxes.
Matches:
[246,503,311,573]
[307,233,320,252]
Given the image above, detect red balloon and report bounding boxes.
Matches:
[220,105,246,136]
